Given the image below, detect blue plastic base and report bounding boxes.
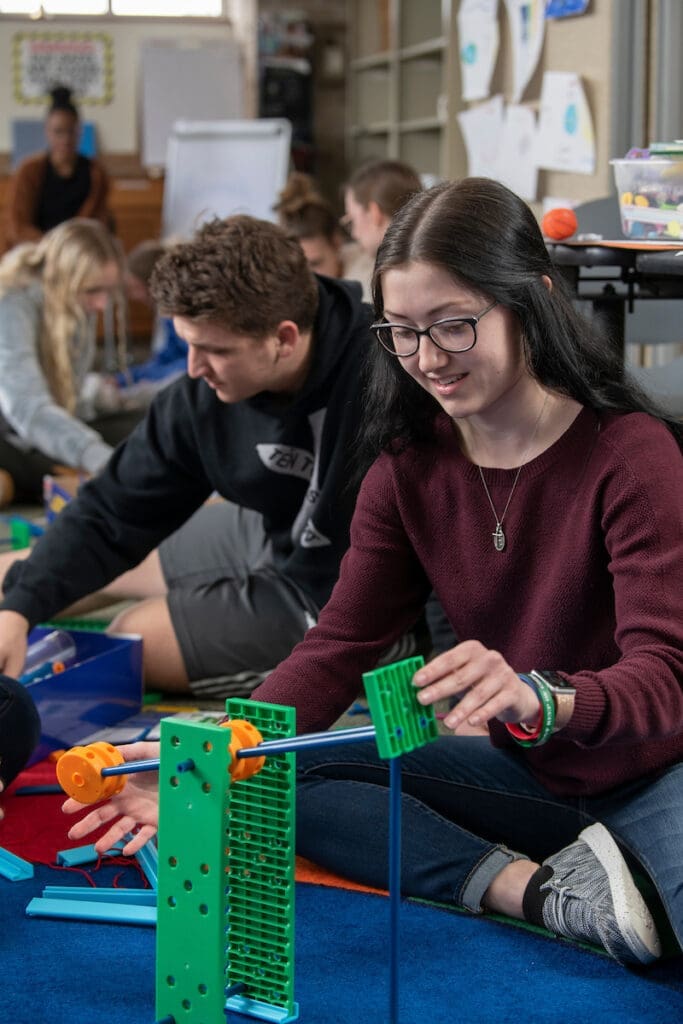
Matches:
[224,995,300,1022]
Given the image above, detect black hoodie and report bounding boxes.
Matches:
[2,276,372,624]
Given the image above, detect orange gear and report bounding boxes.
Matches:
[220,719,265,782]
[57,741,127,804]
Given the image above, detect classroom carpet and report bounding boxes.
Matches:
[1,760,682,1024]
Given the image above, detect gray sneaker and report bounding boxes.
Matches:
[541,822,661,965]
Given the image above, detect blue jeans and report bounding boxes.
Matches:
[295,736,683,951]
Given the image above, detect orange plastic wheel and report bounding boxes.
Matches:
[220,719,265,782]
[56,741,127,804]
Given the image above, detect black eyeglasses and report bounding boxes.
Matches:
[370,300,498,357]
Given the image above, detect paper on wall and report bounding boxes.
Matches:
[496,104,538,200]
[503,0,546,102]
[457,0,500,102]
[535,71,596,174]
[456,94,505,178]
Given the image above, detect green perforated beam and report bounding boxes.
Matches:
[363,656,438,759]
[223,698,297,1022]
[155,700,298,1024]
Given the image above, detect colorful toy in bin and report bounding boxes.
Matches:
[20,629,76,683]
[612,150,683,240]
[43,473,82,524]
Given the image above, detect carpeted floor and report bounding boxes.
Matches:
[1,758,682,1024]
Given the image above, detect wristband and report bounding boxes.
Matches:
[506,674,555,747]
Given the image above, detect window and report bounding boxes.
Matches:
[0,0,224,15]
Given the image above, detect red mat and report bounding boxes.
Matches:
[1,758,385,894]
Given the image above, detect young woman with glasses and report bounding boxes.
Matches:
[64,178,683,968]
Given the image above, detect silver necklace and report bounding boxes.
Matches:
[476,394,549,552]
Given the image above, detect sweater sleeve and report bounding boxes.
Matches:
[0,288,113,473]
[252,457,432,733]
[558,421,683,749]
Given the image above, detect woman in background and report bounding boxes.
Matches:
[0,218,135,504]
[342,158,423,262]
[274,172,373,298]
[3,85,111,252]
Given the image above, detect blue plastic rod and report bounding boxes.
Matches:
[100,725,378,777]
[389,756,402,1024]
[236,724,377,759]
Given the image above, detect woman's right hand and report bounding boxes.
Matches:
[0,610,29,678]
[61,741,161,856]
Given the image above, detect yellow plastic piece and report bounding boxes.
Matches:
[56,741,127,804]
[634,194,650,207]
[220,718,265,782]
[666,220,681,237]
[620,190,633,205]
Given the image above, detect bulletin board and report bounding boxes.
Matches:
[140,39,244,171]
[161,118,292,240]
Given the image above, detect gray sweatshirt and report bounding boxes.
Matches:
[0,282,113,473]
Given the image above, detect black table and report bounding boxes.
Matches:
[547,242,683,359]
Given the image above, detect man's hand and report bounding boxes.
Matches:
[0,610,30,678]
[62,741,161,856]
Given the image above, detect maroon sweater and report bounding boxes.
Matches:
[253,407,683,797]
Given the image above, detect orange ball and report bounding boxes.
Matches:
[541,207,578,241]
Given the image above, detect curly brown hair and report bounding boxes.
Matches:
[150,215,319,338]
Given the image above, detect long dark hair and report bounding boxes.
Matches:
[361,177,682,469]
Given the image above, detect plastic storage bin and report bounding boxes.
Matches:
[611,157,683,240]
[25,627,143,764]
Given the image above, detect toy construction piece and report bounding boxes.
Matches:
[56,720,266,805]
[56,741,128,804]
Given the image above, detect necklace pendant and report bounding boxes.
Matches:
[493,523,506,552]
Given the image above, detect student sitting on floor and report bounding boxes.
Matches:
[0,218,141,505]
[0,215,423,693]
[63,178,682,968]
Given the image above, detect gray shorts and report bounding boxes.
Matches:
[159,501,319,697]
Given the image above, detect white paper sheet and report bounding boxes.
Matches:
[456,94,505,178]
[496,104,539,199]
[457,0,500,101]
[503,0,546,102]
[535,71,596,174]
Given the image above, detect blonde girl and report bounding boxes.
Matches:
[0,218,134,503]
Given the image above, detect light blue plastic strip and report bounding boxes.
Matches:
[134,837,158,889]
[224,994,300,1023]
[0,845,34,881]
[41,885,157,906]
[56,840,126,866]
[26,896,157,925]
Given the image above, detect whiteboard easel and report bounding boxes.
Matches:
[140,39,244,171]
[161,119,292,240]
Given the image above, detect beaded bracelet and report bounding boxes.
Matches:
[505,673,555,747]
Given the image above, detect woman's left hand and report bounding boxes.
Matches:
[413,640,540,732]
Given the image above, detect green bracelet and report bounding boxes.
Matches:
[509,674,555,747]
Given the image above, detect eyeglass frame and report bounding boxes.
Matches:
[370,300,498,358]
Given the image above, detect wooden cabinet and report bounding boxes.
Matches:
[109,176,164,340]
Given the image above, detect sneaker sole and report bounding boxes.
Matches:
[581,822,661,964]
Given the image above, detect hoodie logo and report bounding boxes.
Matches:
[255,410,332,548]
[256,444,315,480]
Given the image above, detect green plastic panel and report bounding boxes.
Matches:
[155,700,297,1024]
[363,656,438,759]
[223,698,297,1022]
